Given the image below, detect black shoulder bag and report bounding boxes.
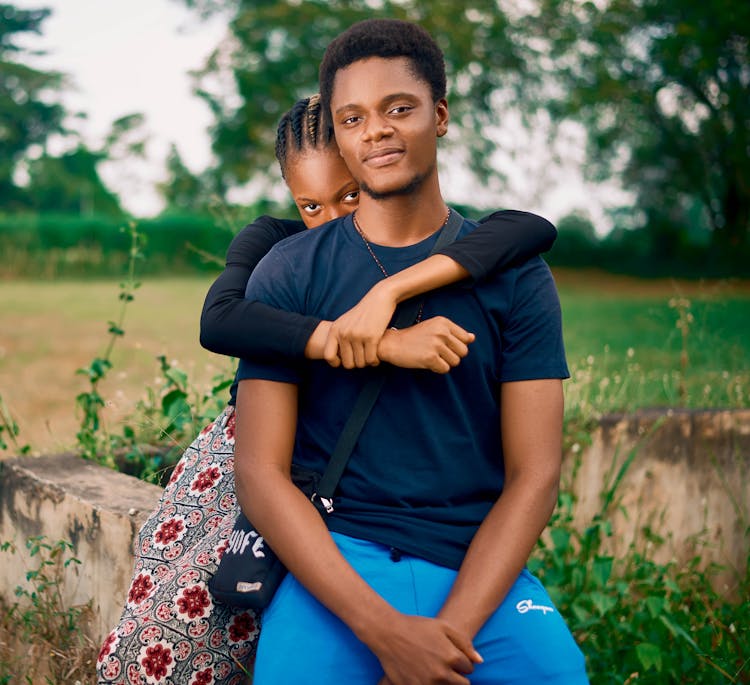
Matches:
[208,209,464,610]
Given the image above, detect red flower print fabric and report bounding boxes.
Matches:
[97,407,258,685]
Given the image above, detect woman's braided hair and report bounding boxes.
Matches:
[275,95,335,179]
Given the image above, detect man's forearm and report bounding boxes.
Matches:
[436,472,558,638]
[438,378,564,639]
[234,379,483,682]
[234,380,397,639]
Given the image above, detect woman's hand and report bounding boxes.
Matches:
[324,280,400,368]
[377,317,475,374]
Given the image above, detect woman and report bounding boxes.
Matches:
[97,95,556,685]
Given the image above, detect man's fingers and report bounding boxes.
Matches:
[323,336,341,367]
[339,341,356,369]
[431,357,452,374]
[448,324,475,345]
[352,343,367,368]
[438,348,462,368]
[445,626,483,665]
[364,341,380,366]
[444,337,470,360]
[448,649,475,676]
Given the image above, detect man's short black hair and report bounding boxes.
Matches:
[319,18,447,116]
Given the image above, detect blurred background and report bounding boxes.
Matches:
[1,4,749,681]
[1,0,749,456]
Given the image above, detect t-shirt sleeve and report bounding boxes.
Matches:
[437,210,557,282]
[235,247,304,385]
[200,216,321,360]
[498,257,569,383]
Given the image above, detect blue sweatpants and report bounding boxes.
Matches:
[254,532,589,684]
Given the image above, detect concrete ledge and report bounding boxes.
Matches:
[0,409,748,646]
[566,408,750,594]
[0,453,162,642]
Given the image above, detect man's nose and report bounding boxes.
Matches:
[362,114,394,142]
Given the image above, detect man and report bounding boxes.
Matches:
[233,18,589,684]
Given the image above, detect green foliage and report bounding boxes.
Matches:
[560,291,750,414]
[0,395,29,455]
[158,143,224,215]
[531,0,750,250]
[179,0,538,188]
[75,222,143,467]
[70,220,233,482]
[532,449,750,683]
[0,4,67,211]
[110,354,231,485]
[178,0,750,261]
[0,536,96,683]
[0,211,279,278]
[24,145,125,216]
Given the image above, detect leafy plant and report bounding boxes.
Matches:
[75,221,143,467]
[0,395,29,456]
[0,536,97,684]
[532,435,750,684]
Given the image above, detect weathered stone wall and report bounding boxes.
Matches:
[0,409,748,647]
[0,453,162,643]
[564,409,750,595]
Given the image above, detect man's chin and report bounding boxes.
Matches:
[360,172,428,201]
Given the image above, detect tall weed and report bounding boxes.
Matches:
[532,439,750,684]
[0,537,97,684]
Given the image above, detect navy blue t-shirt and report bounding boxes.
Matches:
[236,213,568,570]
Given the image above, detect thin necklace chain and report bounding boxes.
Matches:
[352,209,451,279]
[352,209,451,325]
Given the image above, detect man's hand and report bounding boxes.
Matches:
[324,280,398,368]
[367,614,482,685]
[377,317,475,374]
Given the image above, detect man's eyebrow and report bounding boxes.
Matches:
[334,92,418,116]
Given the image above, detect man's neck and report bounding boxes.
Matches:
[354,184,449,248]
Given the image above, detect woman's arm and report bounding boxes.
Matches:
[202,210,555,368]
[199,216,324,360]
[439,209,556,282]
[323,210,557,368]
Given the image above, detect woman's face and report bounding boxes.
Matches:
[285,146,360,228]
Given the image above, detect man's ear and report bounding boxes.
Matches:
[435,98,449,138]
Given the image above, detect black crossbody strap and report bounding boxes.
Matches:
[313,209,465,510]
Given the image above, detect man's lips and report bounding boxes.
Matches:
[363,147,405,167]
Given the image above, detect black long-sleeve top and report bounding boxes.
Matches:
[200,210,557,361]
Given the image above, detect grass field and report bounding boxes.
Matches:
[1,269,749,455]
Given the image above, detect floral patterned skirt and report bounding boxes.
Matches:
[97,406,259,685]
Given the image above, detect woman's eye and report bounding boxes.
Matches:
[342,115,360,125]
[342,190,359,202]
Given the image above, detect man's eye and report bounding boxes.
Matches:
[342,191,359,202]
[389,105,412,115]
[302,203,321,213]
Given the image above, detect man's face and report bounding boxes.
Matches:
[329,56,448,200]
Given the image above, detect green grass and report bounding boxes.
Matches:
[558,279,750,413]
[1,270,749,455]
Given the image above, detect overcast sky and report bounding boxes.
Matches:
[13,0,627,229]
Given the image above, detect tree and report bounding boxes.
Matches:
[0,3,66,209]
[158,143,222,214]
[530,0,750,249]
[24,145,123,215]
[178,0,542,191]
